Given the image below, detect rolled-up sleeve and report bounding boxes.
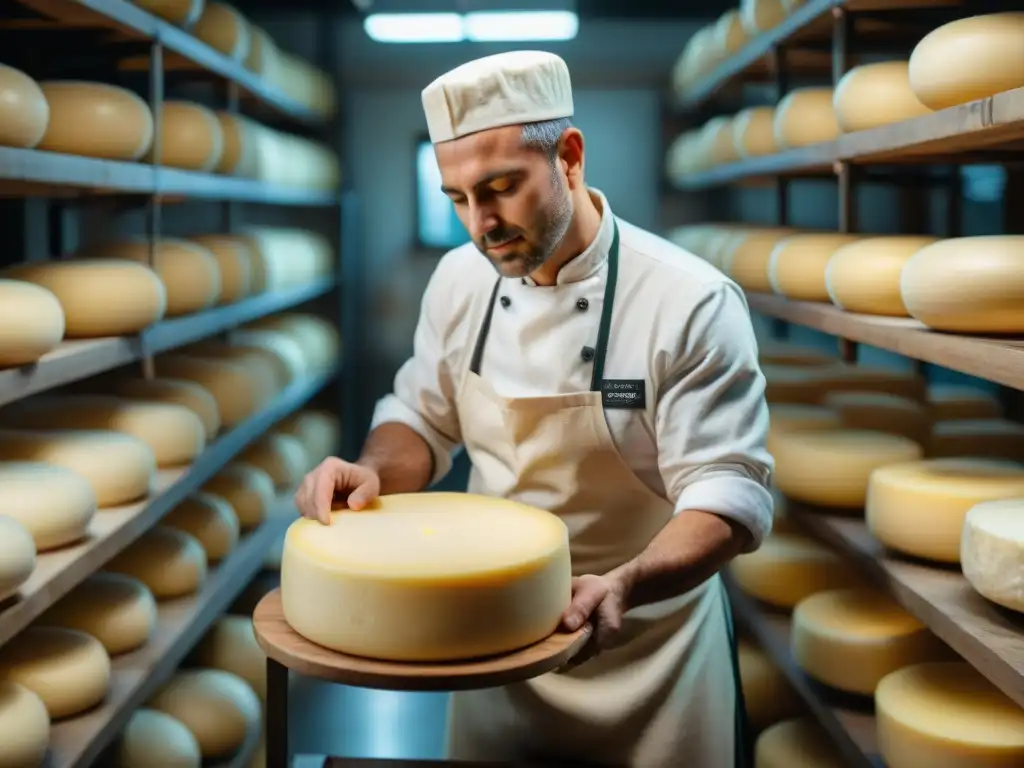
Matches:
[655,280,774,551]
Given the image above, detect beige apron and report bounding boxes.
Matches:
[446,224,749,767]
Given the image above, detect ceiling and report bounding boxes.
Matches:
[233,0,733,19]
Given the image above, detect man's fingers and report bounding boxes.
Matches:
[347,474,379,511]
[561,580,605,632]
[311,466,339,525]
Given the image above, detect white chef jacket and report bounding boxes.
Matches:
[371,189,774,549]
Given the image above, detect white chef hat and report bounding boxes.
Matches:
[421,50,574,144]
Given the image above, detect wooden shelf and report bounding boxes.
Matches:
[725,579,883,768]
[0,371,333,649]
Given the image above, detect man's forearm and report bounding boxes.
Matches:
[356,422,436,495]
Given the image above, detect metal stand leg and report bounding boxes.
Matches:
[267,658,290,768]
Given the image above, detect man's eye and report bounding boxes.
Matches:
[491,178,513,193]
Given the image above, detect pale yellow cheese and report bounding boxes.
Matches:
[772,429,923,508]
[731,107,778,158]
[0,280,63,368]
[110,377,221,441]
[162,492,240,563]
[201,463,275,530]
[117,708,202,768]
[106,527,207,600]
[243,228,333,292]
[773,88,839,148]
[769,234,862,302]
[698,116,739,167]
[0,516,35,603]
[244,313,340,372]
[192,3,251,62]
[737,639,803,731]
[131,0,203,26]
[176,342,281,400]
[822,392,932,446]
[901,236,1024,332]
[876,662,1024,767]
[928,384,1002,421]
[40,572,156,656]
[767,403,842,456]
[240,434,309,488]
[930,418,1024,462]
[0,429,155,507]
[866,458,1024,564]
[0,64,48,149]
[908,13,1024,111]
[187,234,255,303]
[0,462,95,551]
[281,492,572,661]
[833,61,932,132]
[740,0,786,35]
[0,259,166,337]
[37,81,153,160]
[755,717,845,768]
[148,101,223,172]
[275,410,341,466]
[713,10,749,59]
[227,330,309,387]
[825,236,939,316]
[961,499,1024,614]
[155,354,272,428]
[722,229,796,293]
[149,669,262,760]
[0,626,110,720]
[214,113,261,178]
[196,616,267,700]
[0,682,49,768]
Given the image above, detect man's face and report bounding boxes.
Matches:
[435,125,574,278]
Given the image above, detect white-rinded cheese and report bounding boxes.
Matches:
[244,313,340,372]
[728,532,863,609]
[773,88,839,148]
[821,392,931,446]
[928,384,1002,421]
[117,708,202,768]
[833,61,932,132]
[228,330,309,387]
[0,429,155,507]
[722,229,796,293]
[767,403,842,456]
[240,434,309,488]
[155,354,272,428]
[0,259,166,337]
[866,458,1024,564]
[713,10,748,59]
[731,107,778,158]
[192,2,252,61]
[0,682,49,768]
[37,81,153,160]
[0,626,110,719]
[106,526,207,600]
[962,498,1024,613]
[243,228,333,292]
[0,395,205,469]
[131,0,203,26]
[187,234,255,303]
[281,492,573,661]
[0,280,64,367]
[0,462,95,552]
[825,236,939,316]
[791,588,951,696]
[213,113,259,177]
[876,662,1024,767]
[758,340,834,367]
[755,717,845,768]
[901,236,1024,332]
[110,377,221,441]
[147,101,223,172]
[908,13,1024,111]
[737,639,803,731]
[40,572,157,656]
[772,429,923,508]
[162,492,240,564]
[246,26,274,73]
[929,418,1024,462]
[768,234,862,302]
[149,669,262,760]
[740,0,786,35]
[0,64,49,149]
[196,616,267,700]
[0,516,35,603]
[275,410,341,466]
[202,463,275,530]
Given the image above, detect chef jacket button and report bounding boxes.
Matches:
[576,297,589,311]
[581,346,595,362]
[500,296,511,309]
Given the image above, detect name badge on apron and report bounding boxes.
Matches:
[600,379,646,409]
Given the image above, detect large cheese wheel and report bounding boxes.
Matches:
[961,498,1024,613]
[155,354,272,428]
[772,429,923,508]
[0,627,110,719]
[201,463,275,530]
[722,229,796,293]
[162,493,240,563]
[281,493,572,661]
[728,533,863,609]
[740,0,786,35]
[866,458,1024,564]
[193,3,251,61]
[0,280,64,367]
[131,0,203,26]
[195,616,267,699]
[240,434,309,488]
[0,64,48,149]
[821,392,931,445]
[908,13,1024,111]
[148,101,223,172]
[106,527,207,599]
[149,669,261,760]
[0,462,95,551]
[755,718,845,768]
[117,708,201,768]
[825,236,939,316]
[0,682,49,768]
[930,418,1024,462]
[275,410,340,466]
[0,517,35,603]
[0,429,155,507]
[732,107,778,158]
[40,572,157,656]
[0,396,205,468]
[697,116,739,167]
[834,61,932,132]
[37,81,153,160]
[773,88,839,148]
[767,403,841,456]
[769,234,862,301]
[187,234,254,303]
[110,377,221,441]
[928,384,1002,421]
[791,588,951,696]
[212,113,261,177]
[876,662,1024,767]
[0,259,166,337]
[243,228,333,292]
[737,639,803,731]
[901,236,1024,332]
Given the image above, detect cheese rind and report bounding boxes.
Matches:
[0,280,64,367]
[240,434,309,488]
[927,384,1002,421]
[162,492,240,563]
[37,81,153,160]
[275,410,340,467]
[961,499,1024,613]
[821,392,931,446]
[0,64,49,149]
[826,236,938,317]
[737,639,803,731]
[767,403,842,456]
[106,527,207,600]
[110,377,221,440]
[281,492,573,662]
[196,616,267,700]
[754,717,845,768]
[833,61,932,132]
[769,234,862,302]
[0,682,50,768]
[0,462,96,551]
[202,463,275,530]
[929,418,1024,463]
[773,88,839,148]
[117,708,202,768]
[722,229,796,294]
[148,101,223,172]
[732,107,778,158]
[0,516,35,603]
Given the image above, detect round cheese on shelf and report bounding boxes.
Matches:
[762,364,835,405]
[833,61,932,132]
[731,107,778,158]
[0,516,35,603]
[275,410,340,466]
[192,2,251,61]
[37,81,153,160]
[773,87,839,148]
[740,0,786,35]
[155,354,272,428]
[162,492,240,564]
[772,429,923,509]
[767,403,842,456]
[0,462,96,551]
[821,392,931,445]
[758,340,834,367]
[117,708,202,768]
[281,493,573,661]
[240,434,310,487]
[0,429,155,507]
[0,259,166,337]
[149,669,261,760]
[875,662,1024,767]
[148,101,223,172]
[929,418,1024,462]
[245,26,275,73]
[201,463,275,530]
[737,639,803,731]
[244,314,340,372]
[728,532,863,609]
[244,228,333,292]
[0,280,64,368]
[226,331,308,387]
[769,233,862,302]
[106,526,207,600]
[722,229,796,293]
[908,13,1024,111]
[819,363,928,402]
[866,458,1024,564]
[825,236,938,316]
[212,113,260,178]
[701,116,740,166]
[961,498,1024,613]
[713,11,749,58]
[180,342,281,399]
[0,626,110,719]
[754,717,845,768]
[0,682,49,768]
[131,0,203,26]
[187,234,255,303]
[110,377,221,441]
[40,572,157,656]
[0,64,48,149]
[901,236,1024,332]
[196,616,267,700]
[927,384,1002,421]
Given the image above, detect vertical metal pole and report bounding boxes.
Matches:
[265,658,290,768]
[222,81,241,234]
[142,34,164,381]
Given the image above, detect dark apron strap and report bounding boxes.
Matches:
[722,589,752,768]
[469,278,502,376]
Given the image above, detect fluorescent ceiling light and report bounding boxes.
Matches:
[363,11,579,43]
[364,13,464,43]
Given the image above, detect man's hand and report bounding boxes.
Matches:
[293,457,381,525]
[559,573,628,669]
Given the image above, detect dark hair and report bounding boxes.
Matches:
[520,117,573,158]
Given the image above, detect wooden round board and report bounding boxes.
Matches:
[253,588,593,692]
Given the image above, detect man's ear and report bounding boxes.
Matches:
[558,128,585,188]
